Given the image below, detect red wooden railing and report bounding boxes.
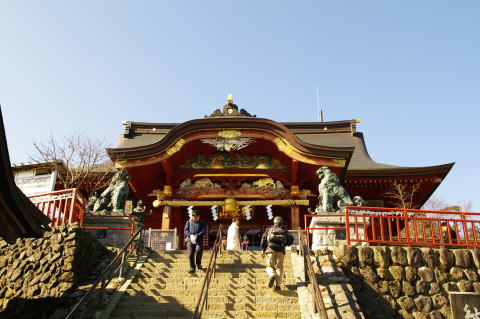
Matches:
[305,206,480,249]
[29,188,86,227]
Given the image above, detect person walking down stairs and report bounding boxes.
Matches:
[260,216,294,291]
[183,210,206,273]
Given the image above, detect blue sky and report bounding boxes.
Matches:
[1,1,479,209]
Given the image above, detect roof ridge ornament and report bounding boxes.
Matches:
[204,94,256,118]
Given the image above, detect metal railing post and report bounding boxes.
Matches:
[404,210,411,247]
[119,249,127,279]
[462,213,471,248]
[345,207,351,245]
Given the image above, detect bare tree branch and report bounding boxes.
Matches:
[384,181,422,209]
[29,132,114,195]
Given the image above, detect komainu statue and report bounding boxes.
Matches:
[88,170,130,215]
[315,166,364,213]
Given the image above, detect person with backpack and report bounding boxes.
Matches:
[260,216,294,290]
[184,211,206,273]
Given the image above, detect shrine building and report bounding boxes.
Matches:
[107,97,453,245]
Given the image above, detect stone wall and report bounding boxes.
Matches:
[334,245,480,319]
[0,223,112,318]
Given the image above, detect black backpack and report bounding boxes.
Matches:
[267,224,286,250]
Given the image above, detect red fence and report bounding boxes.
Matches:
[29,188,86,227]
[305,206,480,249]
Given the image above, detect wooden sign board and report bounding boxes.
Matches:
[449,292,480,319]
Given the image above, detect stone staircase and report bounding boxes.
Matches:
[108,250,301,319]
[290,251,365,319]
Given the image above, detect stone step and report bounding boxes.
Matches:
[136,272,293,279]
[115,300,300,312]
[111,309,301,319]
[119,294,299,305]
[202,310,302,318]
[131,277,297,285]
[125,288,298,297]
[145,266,294,271]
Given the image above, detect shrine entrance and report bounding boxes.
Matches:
[154,199,308,249]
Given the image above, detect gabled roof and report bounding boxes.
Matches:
[0,107,51,243]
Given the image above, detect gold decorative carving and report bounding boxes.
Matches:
[179,178,222,189]
[163,185,172,198]
[193,173,269,177]
[240,178,284,190]
[152,199,309,208]
[290,185,300,197]
[274,138,293,155]
[179,152,287,170]
[218,130,241,139]
[167,139,185,156]
[114,160,127,168]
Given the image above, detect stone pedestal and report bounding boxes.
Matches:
[83,216,133,248]
[309,215,370,250]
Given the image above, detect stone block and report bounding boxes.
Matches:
[334,245,359,266]
[428,282,441,295]
[442,282,458,292]
[413,312,428,319]
[358,246,374,266]
[421,248,440,268]
[471,249,480,268]
[374,246,390,268]
[399,309,415,319]
[378,280,390,294]
[405,266,417,282]
[389,280,402,298]
[388,265,405,281]
[463,268,478,281]
[418,266,435,282]
[402,280,416,297]
[414,295,432,313]
[429,310,443,319]
[435,268,448,284]
[440,305,452,319]
[416,280,429,294]
[407,247,423,267]
[432,293,448,308]
[359,266,378,284]
[439,248,454,268]
[398,296,415,311]
[377,267,393,281]
[449,267,465,281]
[457,280,474,292]
[391,247,408,265]
[453,249,471,268]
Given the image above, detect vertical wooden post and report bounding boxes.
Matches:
[291,205,300,230]
[162,206,171,230]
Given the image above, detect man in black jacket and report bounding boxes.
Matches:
[184,211,206,273]
[260,216,294,290]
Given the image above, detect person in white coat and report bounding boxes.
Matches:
[226,217,242,251]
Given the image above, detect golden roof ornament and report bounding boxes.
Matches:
[204,95,256,118]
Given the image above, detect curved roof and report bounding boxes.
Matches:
[108,116,355,163]
[110,115,453,179]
